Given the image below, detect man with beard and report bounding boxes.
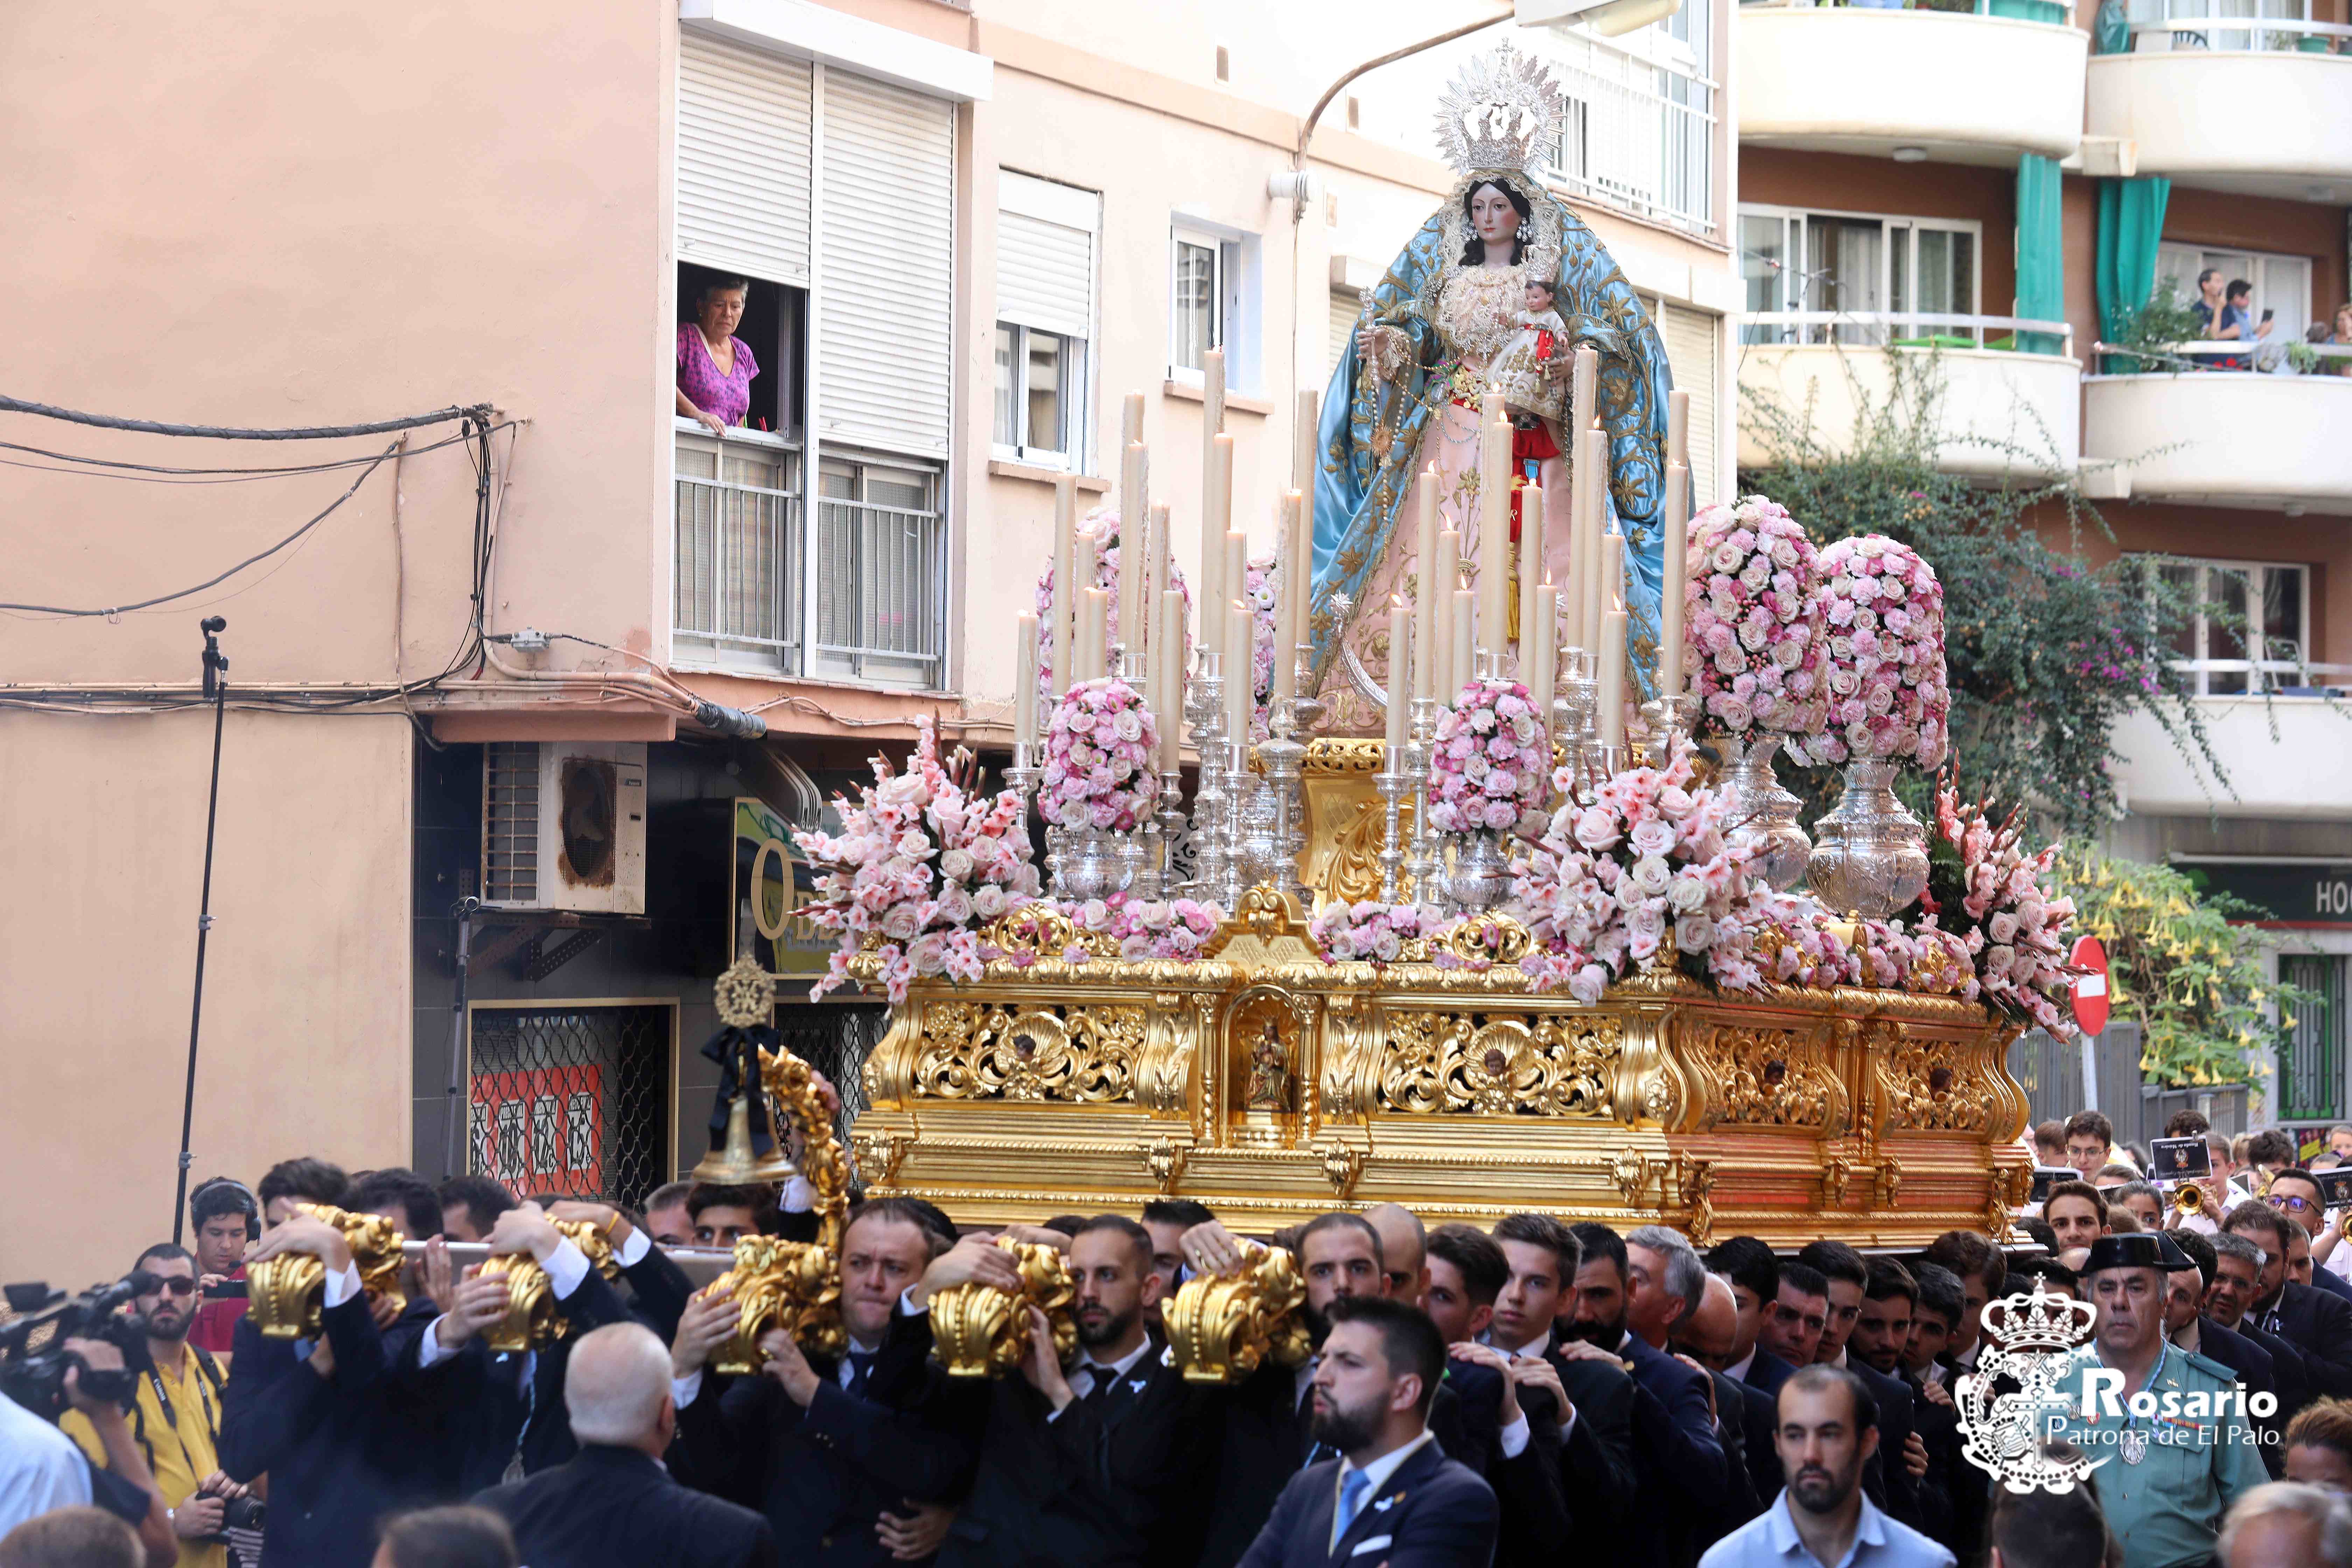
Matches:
[1699,1366,1953,1568]
[1237,1296,1498,1568]
[1568,1223,1729,1567]
[669,1197,968,1567]
[915,1214,1204,1568]
[60,1245,253,1568]
[1797,1241,1928,1536]
[2068,1233,2267,1568]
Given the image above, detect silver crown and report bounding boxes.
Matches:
[1434,40,1561,176]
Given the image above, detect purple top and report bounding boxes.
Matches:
[677,322,759,428]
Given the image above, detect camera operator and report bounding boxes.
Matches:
[2,1334,178,1568]
[57,1247,251,1568]
[184,1183,258,1360]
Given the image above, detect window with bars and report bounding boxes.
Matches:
[1738,206,1981,346]
[811,456,946,690]
[2280,954,2344,1122]
[468,1004,671,1208]
[2147,556,2310,694]
[482,743,541,903]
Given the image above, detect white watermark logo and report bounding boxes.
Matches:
[1954,1287,2105,1494]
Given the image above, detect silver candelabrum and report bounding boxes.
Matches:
[1240,640,1321,910]
[1402,694,1438,901]
[1552,646,1598,800]
[1181,649,1234,905]
[1639,690,1699,765]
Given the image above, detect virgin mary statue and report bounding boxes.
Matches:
[1308,41,1674,724]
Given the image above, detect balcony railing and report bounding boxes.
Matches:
[673,421,948,689]
[1542,28,1718,237]
[2169,656,2352,699]
[2127,16,2352,54]
[1741,310,2074,353]
[2094,340,2352,374]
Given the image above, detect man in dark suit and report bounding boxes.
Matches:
[1567,1224,1730,1567]
[2209,1229,2316,1423]
[2265,1168,2352,1308]
[1703,1238,1792,1398]
[2168,1230,2287,1478]
[1673,1270,1775,1520]
[1794,1241,1927,1535]
[1904,1264,1985,1555]
[1238,1295,1498,1568]
[1850,1260,1954,1549]
[668,1197,971,1567]
[1748,1259,1827,1401]
[221,1207,506,1568]
[2225,1199,2352,1397]
[476,1322,770,1567]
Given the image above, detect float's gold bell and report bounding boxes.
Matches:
[690,1091,798,1186]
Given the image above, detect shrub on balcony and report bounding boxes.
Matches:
[1740,350,2224,836]
[2055,841,2319,1090]
[2104,280,2205,374]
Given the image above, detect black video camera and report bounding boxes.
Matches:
[0,1275,152,1424]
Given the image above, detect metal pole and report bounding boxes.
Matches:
[443,897,480,1180]
[171,617,230,1246]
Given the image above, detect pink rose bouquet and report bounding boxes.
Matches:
[1244,553,1279,742]
[1922,770,2080,1033]
[1510,749,1756,1001]
[1802,536,1949,769]
[1309,900,1443,965]
[1059,893,1225,962]
[792,717,1043,1004]
[1684,496,1826,745]
[1041,677,1159,832]
[1427,678,1550,837]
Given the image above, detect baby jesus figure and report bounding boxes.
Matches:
[1490,276,1570,433]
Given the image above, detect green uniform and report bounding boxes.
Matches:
[2054,1342,2269,1568]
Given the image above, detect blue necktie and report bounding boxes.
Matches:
[1334,1469,1372,1542]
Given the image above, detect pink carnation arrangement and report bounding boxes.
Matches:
[1309,900,1443,965]
[1031,507,1193,715]
[792,718,1044,1004]
[1684,496,1825,743]
[1041,677,1159,832]
[1800,536,1949,768]
[1922,770,2080,1034]
[1510,749,1755,1002]
[1056,893,1225,962]
[1427,679,1550,837]
[1244,554,1279,742]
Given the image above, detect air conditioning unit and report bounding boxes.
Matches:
[480,741,648,914]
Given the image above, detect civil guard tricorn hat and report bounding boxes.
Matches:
[2080,1232,2199,1275]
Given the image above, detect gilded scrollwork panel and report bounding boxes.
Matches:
[911,1001,1144,1104]
[1879,1031,1997,1133]
[1374,1010,1620,1117]
[1684,1022,1846,1132]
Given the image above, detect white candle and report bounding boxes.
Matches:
[1603,528,1624,620]
[1050,476,1076,699]
[1289,487,1315,664]
[1479,390,1509,661]
[1529,582,1558,747]
[1147,500,1172,682]
[1663,460,1690,698]
[1434,527,1460,700]
[1385,598,1411,761]
[1202,433,1233,668]
[1119,439,1148,659]
[1122,391,1145,448]
[1161,585,1186,775]
[1015,611,1039,747]
[1413,469,1439,702]
[1518,478,1544,682]
[1451,587,1475,703]
[1598,607,1628,749]
[1580,428,1609,662]
[1668,387,1690,468]
[1225,596,1250,743]
[1272,493,1300,709]
[1204,348,1226,437]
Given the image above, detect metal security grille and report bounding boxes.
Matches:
[482,743,540,902]
[774,1003,888,1169]
[2282,955,2346,1121]
[469,1005,670,1208]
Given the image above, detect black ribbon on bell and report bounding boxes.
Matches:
[700,1023,780,1157]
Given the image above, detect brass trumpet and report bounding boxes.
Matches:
[2174,1182,2210,1215]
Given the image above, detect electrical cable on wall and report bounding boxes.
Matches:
[0,393,491,441]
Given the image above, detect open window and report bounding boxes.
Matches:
[677,262,804,441]
[1169,219,1261,390]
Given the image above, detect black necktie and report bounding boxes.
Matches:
[845,1349,878,1399]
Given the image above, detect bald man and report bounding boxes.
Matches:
[1674,1273,1771,1528]
[474,1323,770,1568]
[1366,1203,1432,1305]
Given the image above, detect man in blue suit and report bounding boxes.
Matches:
[1238,1295,1498,1568]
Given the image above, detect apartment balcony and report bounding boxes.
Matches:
[1736,1,2087,165]
[672,421,948,690]
[2112,684,2352,820]
[1735,314,2081,478]
[2087,20,2352,201]
[2082,348,2352,513]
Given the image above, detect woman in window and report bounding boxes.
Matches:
[2327,302,2352,377]
[676,276,759,436]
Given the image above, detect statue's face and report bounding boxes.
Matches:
[1469,183,1518,251]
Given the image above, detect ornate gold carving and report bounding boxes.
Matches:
[1875,1158,1904,1210]
[1324,798,1388,905]
[703,1041,852,1368]
[927,1239,1077,1378]
[1166,1241,1312,1384]
[478,1219,627,1353]
[1685,1024,1843,1130]
[1319,1140,1366,1198]
[246,1204,406,1340]
[1146,1138,1188,1194]
[855,1129,910,1189]
[1822,1157,1853,1208]
[1301,738,1390,774]
[713,955,777,1029]
[1676,1157,1717,1247]
[913,1003,1144,1103]
[1446,913,1532,967]
[1245,1018,1295,1111]
[1610,1149,1653,1206]
[1377,1011,1620,1117]
[1881,1037,1995,1132]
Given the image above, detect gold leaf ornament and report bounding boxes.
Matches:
[246,1204,408,1340]
[927,1239,1078,1378]
[1165,1241,1312,1384]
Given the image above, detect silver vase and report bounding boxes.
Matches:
[1718,733,1811,892]
[1057,825,1124,902]
[1804,758,1929,919]
[1444,831,1512,912]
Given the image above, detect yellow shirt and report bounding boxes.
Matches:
[62,1342,227,1568]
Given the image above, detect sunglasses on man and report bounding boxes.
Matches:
[140,1276,200,1298]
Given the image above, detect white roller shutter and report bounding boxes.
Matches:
[677,36,813,286]
[1329,288,1363,378]
[997,172,1096,340]
[819,70,955,457]
[1661,303,1721,507]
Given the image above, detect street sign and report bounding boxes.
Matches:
[2070,935,2111,1036]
